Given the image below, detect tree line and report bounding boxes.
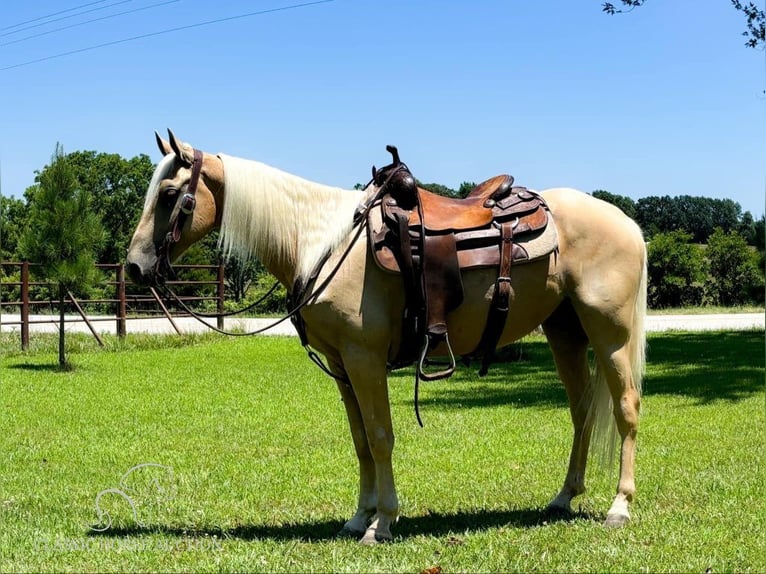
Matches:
[1,147,764,313]
[414,182,765,309]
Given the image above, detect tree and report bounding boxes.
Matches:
[705,228,763,306]
[0,195,26,261]
[457,181,477,199]
[19,144,105,368]
[753,215,765,251]
[672,195,714,243]
[603,1,765,48]
[24,151,153,265]
[730,0,765,47]
[635,195,675,238]
[647,230,707,308]
[635,195,746,243]
[709,198,741,235]
[417,180,458,197]
[737,211,757,245]
[592,190,637,219]
[63,151,154,264]
[224,255,255,303]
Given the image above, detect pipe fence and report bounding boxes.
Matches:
[0,261,225,349]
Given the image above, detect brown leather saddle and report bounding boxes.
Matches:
[367,146,555,381]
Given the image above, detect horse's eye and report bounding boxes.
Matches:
[162,188,179,209]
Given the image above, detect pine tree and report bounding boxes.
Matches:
[19,143,105,368]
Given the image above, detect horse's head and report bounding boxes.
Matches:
[126,130,223,286]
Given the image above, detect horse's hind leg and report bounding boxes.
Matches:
[542,300,592,513]
[574,294,644,527]
[591,341,641,527]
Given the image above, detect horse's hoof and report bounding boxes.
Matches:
[338,526,364,539]
[604,513,630,528]
[359,530,392,545]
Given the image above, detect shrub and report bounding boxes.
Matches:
[706,228,764,306]
[647,231,707,308]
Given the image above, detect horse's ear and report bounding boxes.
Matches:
[155,131,173,156]
[167,129,195,165]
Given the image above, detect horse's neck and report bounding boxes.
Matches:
[218,154,363,287]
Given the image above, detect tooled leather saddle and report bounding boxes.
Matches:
[367,146,557,381]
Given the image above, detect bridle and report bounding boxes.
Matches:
[154,148,204,282]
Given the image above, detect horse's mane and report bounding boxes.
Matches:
[218,154,364,282]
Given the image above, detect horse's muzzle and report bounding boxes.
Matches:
[126,261,156,287]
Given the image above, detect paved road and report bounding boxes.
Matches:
[1,312,763,337]
[644,313,764,333]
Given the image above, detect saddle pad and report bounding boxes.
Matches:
[368,201,559,274]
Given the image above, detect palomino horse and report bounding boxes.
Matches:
[126,131,647,544]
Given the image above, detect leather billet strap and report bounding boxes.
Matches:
[475,219,515,376]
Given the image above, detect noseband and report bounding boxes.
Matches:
[155,148,204,281]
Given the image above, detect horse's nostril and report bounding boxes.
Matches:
[126,262,148,285]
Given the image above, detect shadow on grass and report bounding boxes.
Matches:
[391,341,568,410]
[6,363,73,372]
[644,331,764,403]
[87,506,598,542]
[391,331,763,410]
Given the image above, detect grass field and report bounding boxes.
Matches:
[1,330,763,572]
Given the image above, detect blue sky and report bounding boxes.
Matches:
[1,0,763,217]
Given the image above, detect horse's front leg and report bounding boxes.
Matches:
[342,346,398,544]
[334,377,377,537]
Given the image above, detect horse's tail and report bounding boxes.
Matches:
[587,243,647,465]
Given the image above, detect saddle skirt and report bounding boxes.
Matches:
[368,182,559,275]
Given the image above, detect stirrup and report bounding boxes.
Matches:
[417,333,457,381]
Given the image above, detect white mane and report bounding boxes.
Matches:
[218,154,364,282]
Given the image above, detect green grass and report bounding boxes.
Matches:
[1,330,764,572]
[647,305,764,315]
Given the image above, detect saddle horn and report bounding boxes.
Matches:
[386,145,401,166]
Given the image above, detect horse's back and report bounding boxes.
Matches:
[542,187,645,260]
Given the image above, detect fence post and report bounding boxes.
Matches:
[20,261,29,351]
[217,263,225,330]
[116,265,127,338]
